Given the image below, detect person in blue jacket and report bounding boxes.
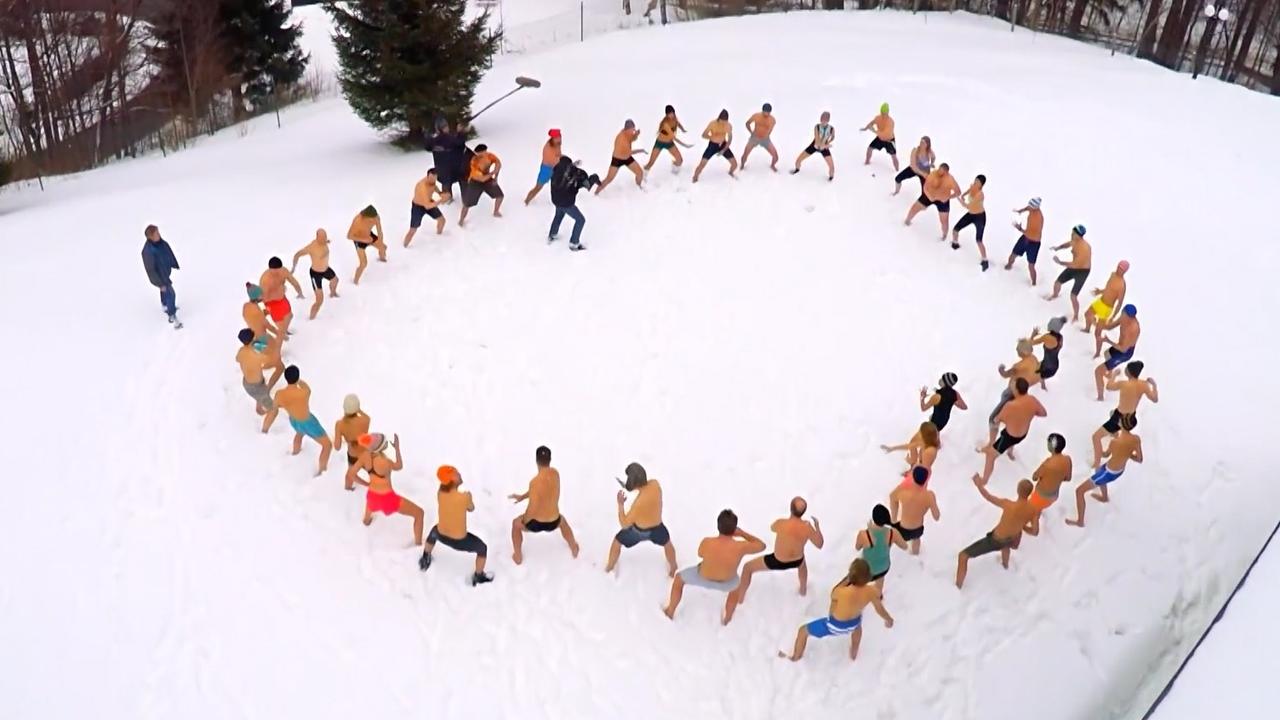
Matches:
[141,224,181,327]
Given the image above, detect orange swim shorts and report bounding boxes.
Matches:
[264,297,292,322]
[1028,490,1056,512]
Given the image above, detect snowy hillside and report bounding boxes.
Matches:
[2,7,1277,720]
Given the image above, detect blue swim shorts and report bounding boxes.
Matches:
[289,413,326,440]
[806,614,862,639]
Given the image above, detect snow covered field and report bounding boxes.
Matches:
[2,8,1278,720]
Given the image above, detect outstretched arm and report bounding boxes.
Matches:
[973,479,1005,508]
[289,247,307,274]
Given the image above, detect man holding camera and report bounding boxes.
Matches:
[549,155,599,251]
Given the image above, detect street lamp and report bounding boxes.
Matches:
[1192,4,1231,79]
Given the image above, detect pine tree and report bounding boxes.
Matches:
[327,0,501,143]
[219,0,309,112]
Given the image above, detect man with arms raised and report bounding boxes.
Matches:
[955,478,1038,589]
[723,497,824,625]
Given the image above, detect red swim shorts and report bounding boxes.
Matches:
[366,489,402,516]
[265,297,292,322]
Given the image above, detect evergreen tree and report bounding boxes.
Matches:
[327,0,501,142]
[219,0,309,112]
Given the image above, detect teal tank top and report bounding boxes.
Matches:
[861,527,891,575]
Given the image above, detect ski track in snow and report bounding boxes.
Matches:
[2,8,1278,720]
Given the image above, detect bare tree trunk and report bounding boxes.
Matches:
[1137,0,1164,59]
[1066,0,1088,38]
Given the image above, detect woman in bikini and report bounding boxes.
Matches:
[351,433,425,546]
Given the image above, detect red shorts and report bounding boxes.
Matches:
[265,297,292,322]
[366,489,402,516]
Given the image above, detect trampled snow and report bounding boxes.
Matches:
[1,8,1277,720]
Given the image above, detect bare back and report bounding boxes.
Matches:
[769,517,815,563]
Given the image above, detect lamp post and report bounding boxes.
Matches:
[1192,4,1231,79]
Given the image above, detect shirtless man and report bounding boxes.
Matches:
[509,445,580,563]
[605,462,678,576]
[862,102,899,171]
[904,164,962,239]
[643,105,688,173]
[419,465,493,586]
[1069,415,1143,527]
[403,170,446,248]
[989,339,1041,443]
[267,365,333,476]
[723,497,824,624]
[348,432,426,546]
[740,103,778,171]
[1005,197,1045,285]
[1091,360,1158,468]
[525,129,563,205]
[951,174,989,270]
[1027,433,1072,533]
[458,144,504,227]
[259,257,304,340]
[333,393,371,485]
[662,509,765,622]
[956,478,1038,589]
[692,109,737,183]
[595,120,645,194]
[346,205,387,285]
[889,466,940,555]
[1046,224,1093,322]
[977,378,1046,484]
[1094,304,1141,401]
[791,111,835,180]
[779,559,893,663]
[241,284,285,389]
[236,328,280,431]
[1083,261,1129,352]
[289,229,338,320]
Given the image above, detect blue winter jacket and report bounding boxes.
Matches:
[141,239,180,287]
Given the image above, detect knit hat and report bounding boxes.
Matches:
[343,394,361,416]
[880,102,890,114]
[1123,304,1137,317]
[1028,197,1042,209]
[246,283,263,302]
[437,465,461,486]
[1073,224,1087,237]
[939,372,958,388]
[911,466,930,485]
[358,432,387,453]
[1047,316,1068,333]
[548,128,561,138]
[1118,260,1130,272]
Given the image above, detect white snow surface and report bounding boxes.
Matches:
[2,8,1279,720]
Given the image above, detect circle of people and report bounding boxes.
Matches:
[227,100,1159,664]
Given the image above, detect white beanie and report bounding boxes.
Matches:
[343,394,361,416]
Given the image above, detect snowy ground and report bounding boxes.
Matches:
[2,8,1278,720]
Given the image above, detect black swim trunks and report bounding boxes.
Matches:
[615,523,671,548]
[309,267,336,289]
[869,136,897,154]
[428,526,488,556]
[762,553,805,571]
[610,156,636,168]
[1101,409,1138,434]
[1056,267,1091,296]
[702,141,734,161]
[993,430,1025,454]
[953,212,987,242]
[1011,235,1041,264]
[917,193,950,213]
[524,517,562,533]
[410,202,442,229]
[803,143,832,158]
[892,522,924,542]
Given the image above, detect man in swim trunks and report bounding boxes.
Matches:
[956,478,1038,589]
[740,103,778,172]
[1084,260,1129,355]
[605,462,678,577]
[904,163,962,240]
[643,105,688,174]
[290,229,338,321]
[1091,360,1158,468]
[1093,303,1141,400]
[347,205,387,285]
[524,129,563,205]
[403,170,446,249]
[989,339,1041,444]
[951,174,989,270]
[236,328,280,430]
[692,109,738,183]
[856,504,908,592]
[778,558,893,663]
[723,497,824,625]
[1046,224,1093,322]
[1029,316,1067,391]
[334,393,372,485]
[977,378,1046,484]
[259,257,304,341]
[920,371,967,433]
[1068,414,1142,528]
[459,144,504,227]
[349,432,425,546]
[662,509,765,621]
[791,111,835,180]
[267,365,333,476]
[889,466,940,555]
[1006,197,1045,285]
[1027,433,1072,533]
[509,445,580,564]
[861,102,899,171]
[419,465,493,585]
[596,120,645,194]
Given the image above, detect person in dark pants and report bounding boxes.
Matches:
[549,155,599,251]
[141,224,181,328]
[426,118,468,204]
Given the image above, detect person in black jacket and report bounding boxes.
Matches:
[140,224,181,328]
[549,156,599,251]
[426,118,469,204]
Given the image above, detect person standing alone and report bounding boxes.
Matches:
[141,225,181,328]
